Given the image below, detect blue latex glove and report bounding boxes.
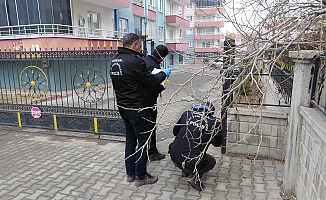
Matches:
[162,68,172,77]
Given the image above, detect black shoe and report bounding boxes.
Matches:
[189,177,204,191]
[181,171,190,177]
[135,173,158,186]
[149,152,165,161]
[126,175,135,182]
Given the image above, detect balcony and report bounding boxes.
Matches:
[166,39,189,51]
[195,33,224,39]
[169,0,190,6]
[195,45,223,52]
[166,15,190,28]
[195,7,225,14]
[195,21,224,27]
[81,0,130,9]
[0,24,128,39]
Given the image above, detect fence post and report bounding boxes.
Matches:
[283,50,317,194]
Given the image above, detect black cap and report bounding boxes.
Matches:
[152,45,169,59]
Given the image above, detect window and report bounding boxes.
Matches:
[168,4,173,15]
[148,20,155,39]
[169,29,174,41]
[39,0,54,24]
[202,41,211,48]
[133,0,143,6]
[179,29,182,38]
[134,16,142,35]
[52,0,71,25]
[186,16,193,22]
[169,54,174,65]
[87,12,100,36]
[149,0,154,10]
[178,5,182,15]
[158,26,163,41]
[16,0,28,25]
[7,0,18,25]
[186,3,193,8]
[189,41,193,47]
[0,0,8,26]
[202,15,211,22]
[119,18,128,35]
[27,0,40,24]
[0,0,72,35]
[158,0,163,12]
[196,0,222,8]
[186,28,193,35]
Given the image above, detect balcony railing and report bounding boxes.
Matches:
[196,44,222,48]
[197,19,221,22]
[0,24,127,40]
[166,39,188,43]
[197,32,215,35]
[165,11,184,17]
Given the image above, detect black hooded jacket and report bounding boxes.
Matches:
[110,47,167,118]
[169,110,222,173]
[141,55,165,103]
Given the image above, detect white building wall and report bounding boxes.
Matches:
[296,107,326,200]
[71,0,115,37]
[184,2,195,27]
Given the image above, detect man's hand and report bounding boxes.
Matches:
[162,68,172,77]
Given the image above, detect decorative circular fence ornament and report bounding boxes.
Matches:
[20,66,49,100]
[73,67,106,103]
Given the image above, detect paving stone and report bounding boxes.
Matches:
[0,124,286,200]
[254,183,267,193]
[240,177,253,186]
[240,186,254,196]
[214,182,228,192]
[254,192,268,200]
[266,180,281,189]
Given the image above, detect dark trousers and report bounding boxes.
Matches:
[172,154,216,177]
[148,108,158,155]
[123,114,152,179]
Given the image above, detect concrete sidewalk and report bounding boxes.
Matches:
[0,125,285,200]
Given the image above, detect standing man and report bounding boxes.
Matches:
[141,45,169,161]
[110,33,171,186]
[169,102,222,191]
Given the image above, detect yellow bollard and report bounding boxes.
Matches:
[53,115,58,130]
[17,112,22,127]
[94,118,98,133]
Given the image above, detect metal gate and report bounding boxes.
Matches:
[0,49,125,136]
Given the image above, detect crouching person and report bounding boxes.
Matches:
[168,102,222,191]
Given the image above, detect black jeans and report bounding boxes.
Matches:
[148,108,158,155]
[173,154,216,177]
[123,113,152,179]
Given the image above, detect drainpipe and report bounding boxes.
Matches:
[143,0,148,55]
[114,9,118,34]
[163,1,167,68]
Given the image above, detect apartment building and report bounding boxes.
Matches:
[0,0,130,50]
[115,0,166,56]
[0,0,192,68]
[165,0,190,68]
[184,0,225,64]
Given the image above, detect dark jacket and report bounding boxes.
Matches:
[110,47,166,118]
[141,55,165,103]
[169,110,222,173]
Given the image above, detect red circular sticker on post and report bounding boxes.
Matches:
[31,107,42,118]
